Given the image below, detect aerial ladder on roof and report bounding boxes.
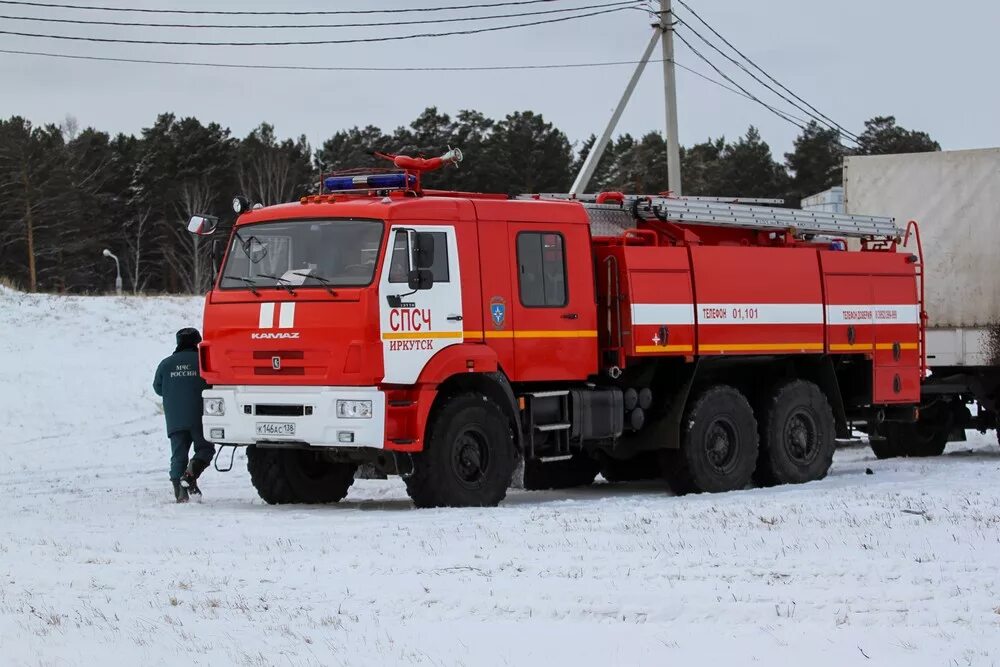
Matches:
[523,193,902,240]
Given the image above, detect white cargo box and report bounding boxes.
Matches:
[844,148,1000,366]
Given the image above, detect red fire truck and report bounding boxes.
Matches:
[188,149,923,507]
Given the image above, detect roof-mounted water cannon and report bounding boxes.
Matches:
[373,147,463,195]
[375,147,463,173]
[321,148,463,197]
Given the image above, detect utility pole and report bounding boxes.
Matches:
[660,0,682,195]
[570,29,661,196]
[569,4,684,195]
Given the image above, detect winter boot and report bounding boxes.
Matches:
[172,481,189,504]
[181,458,210,500]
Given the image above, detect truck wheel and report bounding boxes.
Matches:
[883,422,948,457]
[662,385,758,494]
[404,393,515,508]
[869,435,901,460]
[754,380,836,486]
[523,455,599,490]
[599,452,662,482]
[246,446,357,504]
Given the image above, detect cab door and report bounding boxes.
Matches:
[507,223,597,381]
[379,225,463,384]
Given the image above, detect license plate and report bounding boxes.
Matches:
[256,422,296,437]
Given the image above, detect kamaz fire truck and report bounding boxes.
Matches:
[188,149,923,507]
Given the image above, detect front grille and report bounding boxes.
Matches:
[254,367,306,376]
[253,350,305,360]
[255,404,306,417]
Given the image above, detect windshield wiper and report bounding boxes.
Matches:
[223,275,260,296]
[293,272,339,296]
[257,274,298,296]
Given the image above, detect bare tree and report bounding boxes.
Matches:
[122,206,152,294]
[163,179,214,294]
[59,115,79,142]
[238,124,311,206]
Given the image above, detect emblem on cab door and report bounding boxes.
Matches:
[272,356,281,370]
[490,296,506,329]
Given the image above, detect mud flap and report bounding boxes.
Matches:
[816,356,851,439]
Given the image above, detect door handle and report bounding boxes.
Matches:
[561,313,579,320]
[447,315,463,321]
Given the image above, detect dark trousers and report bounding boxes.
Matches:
[169,427,215,481]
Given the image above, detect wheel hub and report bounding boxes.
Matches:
[784,412,818,464]
[705,419,738,472]
[452,428,489,487]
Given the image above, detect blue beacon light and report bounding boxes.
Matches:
[323,173,416,191]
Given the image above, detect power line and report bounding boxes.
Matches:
[0,45,791,116]
[673,29,808,132]
[0,1,635,30]
[0,44,811,119]
[0,47,677,72]
[673,0,859,143]
[672,60,809,125]
[674,15,859,144]
[0,5,637,45]
[0,0,565,15]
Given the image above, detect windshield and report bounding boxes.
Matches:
[220,218,383,289]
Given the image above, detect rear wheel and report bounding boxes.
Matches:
[882,421,948,458]
[662,385,758,495]
[246,447,357,504]
[754,380,836,486]
[404,393,515,508]
[869,435,901,460]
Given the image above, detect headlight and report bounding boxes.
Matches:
[336,399,372,419]
[203,398,226,416]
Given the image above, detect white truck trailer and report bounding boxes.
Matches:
[844,148,1000,456]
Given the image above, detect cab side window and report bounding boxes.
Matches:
[517,232,567,307]
[388,230,450,283]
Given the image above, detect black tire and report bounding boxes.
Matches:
[355,463,388,480]
[869,435,901,460]
[599,452,661,482]
[754,380,836,486]
[246,446,357,504]
[523,455,599,490]
[404,393,515,508]
[883,421,948,458]
[662,385,758,494]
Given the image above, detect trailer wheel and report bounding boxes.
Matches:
[754,380,836,486]
[246,446,357,504]
[523,455,599,490]
[405,393,515,508]
[662,385,758,494]
[599,452,662,482]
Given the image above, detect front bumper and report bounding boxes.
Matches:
[202,385,386,448]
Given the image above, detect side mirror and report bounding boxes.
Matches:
[187,214,219,236]
[408,269,433,291]
[412,232,435,269]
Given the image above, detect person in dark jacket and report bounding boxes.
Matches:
[153,328,214,503]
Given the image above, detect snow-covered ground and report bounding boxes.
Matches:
[2,288,999,666]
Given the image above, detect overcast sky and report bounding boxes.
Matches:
[1,0,998,161]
